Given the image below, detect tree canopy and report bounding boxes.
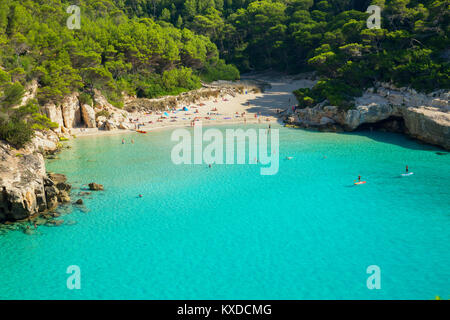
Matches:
[0,0,449,145]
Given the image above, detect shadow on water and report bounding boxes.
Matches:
[344,129,445,152]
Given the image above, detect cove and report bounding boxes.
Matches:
[0,124,448,300]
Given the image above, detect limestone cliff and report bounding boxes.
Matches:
[0,131,71,222]
[41,90,132,136]
[288,83,450,150]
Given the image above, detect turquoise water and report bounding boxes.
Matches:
[0,124,449,299]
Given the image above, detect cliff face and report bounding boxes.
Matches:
[289,84,450,150]
[403,107,450,149]
[42,90,132,136]
[0,131,71,222]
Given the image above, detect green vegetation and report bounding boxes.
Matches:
[0,74,57,147]
[0,0,239,107]
[0,0,449,146]
[95,110,111,119]
[119,0,448,107]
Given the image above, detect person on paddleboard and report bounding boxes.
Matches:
[406,165,408,173]
[358,175,361,182]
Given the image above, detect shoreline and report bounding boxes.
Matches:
[73,75,311,139]
[73,117,284,139]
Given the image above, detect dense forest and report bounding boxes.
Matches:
[0,0,449,147]
[116,0,449,107]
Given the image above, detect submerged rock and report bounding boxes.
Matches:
[88,183,104,191]
[46,220,64,227]
[74,199,83,205]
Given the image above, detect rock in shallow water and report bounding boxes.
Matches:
[88,183,104,191]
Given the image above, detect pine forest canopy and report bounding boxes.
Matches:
[0,0,449,146]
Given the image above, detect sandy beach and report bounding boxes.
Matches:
[75,75,316,137]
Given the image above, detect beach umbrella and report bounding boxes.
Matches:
[164,112,169,117]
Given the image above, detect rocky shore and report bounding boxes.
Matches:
[285,82,450,150]
[1,82,255,224]
[0,131,71,222]
[40,84,255,136]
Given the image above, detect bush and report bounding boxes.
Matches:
[95,110,111,119]
[201,60,240,83]
[293,79,361,110]
[1,82,25,107]
[0,118,35,148]
[79,92,93,106]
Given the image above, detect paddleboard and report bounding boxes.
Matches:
[401,172,414,176]
[354,181,366,185]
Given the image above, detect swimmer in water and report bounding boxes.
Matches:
[139,194,143,198]
[208,164,212,168]
[122,138,125,144]
[131,139,134,144]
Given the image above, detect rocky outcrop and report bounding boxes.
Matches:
[124,85,250,113]
[61,93,82,129]
[43,103,64,133]
[19,80,39,106]
[91,89,130,131]
[81,104,96,128]
[403,107,450,149]
[289,84,450,149]
[88,183,104,191]
[0,139,71,222]
[40,89,132,134]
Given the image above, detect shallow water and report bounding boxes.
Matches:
[0,125,449,299]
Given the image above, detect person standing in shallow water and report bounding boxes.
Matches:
[122,138,125,144]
